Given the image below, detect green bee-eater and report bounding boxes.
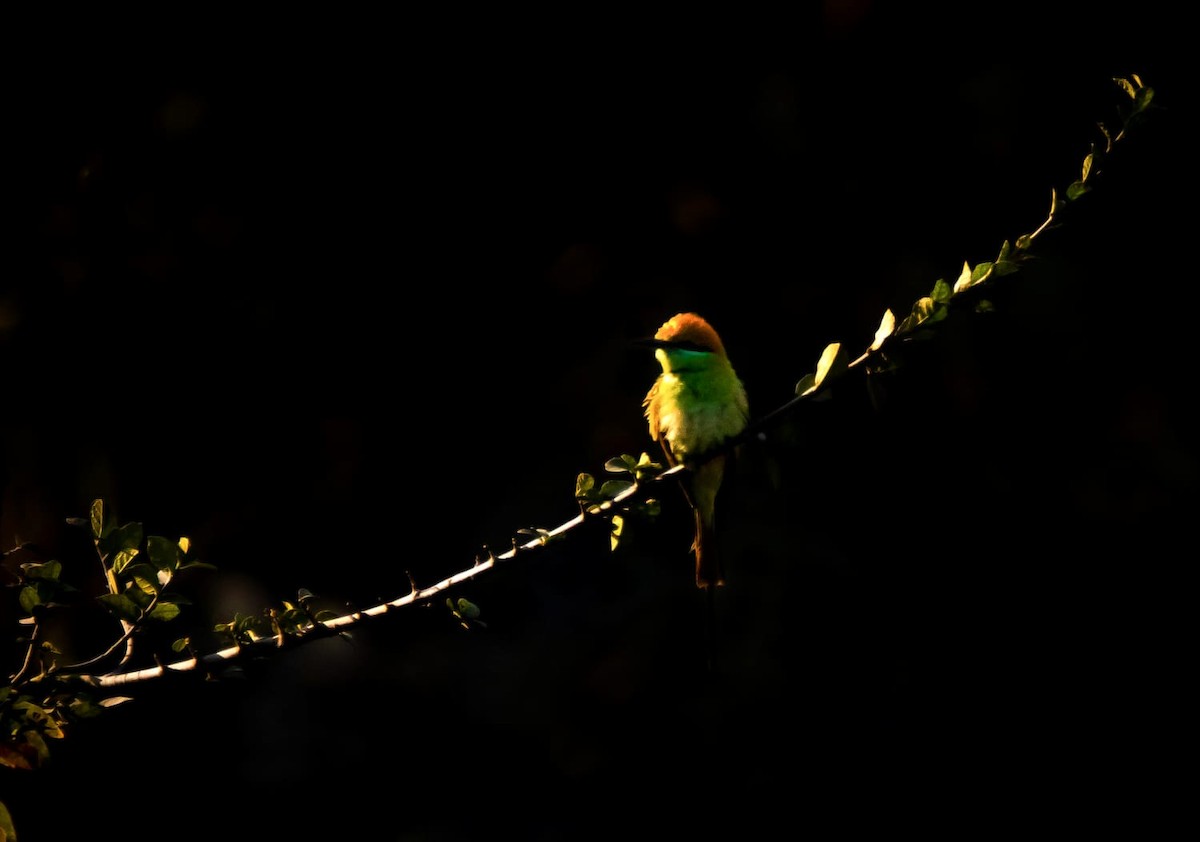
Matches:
[642,312,749,588]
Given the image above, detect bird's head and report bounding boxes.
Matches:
[638,312,728,358]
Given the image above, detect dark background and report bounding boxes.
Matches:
[2,6,1190,839]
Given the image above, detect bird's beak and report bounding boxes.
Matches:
[632,337,673,349]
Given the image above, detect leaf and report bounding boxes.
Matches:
[1135,86,1154,110]
[976,300,995,313]
[610,513,625,551]
[794,373,816,396]
[604,455,636,474]
[598,480,634,499]
[997,240,1012,263]
[112,522,143,552]
[1,798,18,840]
[22,561,62,582]
[90,499,106,540]
[97,696,134,708]
[0,744,33,771]
[1081,152,1094,182]
[575,473,596,498]
[132,573,160,596]
[870,309,895,351]
[1015,234,1032,251]
[177,536,190,555]
[1066,181,1091,201]
[898,297,939,334]
[930,279,951,304]
[96,593,141,622]
[171,637,191,653]
[18,585,43,614]
[111,548,139,576]
[813,342,847,388]
[148,603,181,622]
[455,598,481,620]
[952,260,973,293]
[970,262,993,282]
[146,536,179,571]
[1113,76,1137,98]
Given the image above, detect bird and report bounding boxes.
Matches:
[641,312,749,588]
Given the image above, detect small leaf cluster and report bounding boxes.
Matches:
[3,499,212,778]
[577,453,663,551]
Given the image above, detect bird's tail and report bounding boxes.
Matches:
[693,507,725,589]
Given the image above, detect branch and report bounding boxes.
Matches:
[59,73,1158,692]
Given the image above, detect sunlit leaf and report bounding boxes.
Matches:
[132,573,159,596]
[610,513,625,551]
[575,473,595,498]
[794,373,816,396]
[90,499,105,540]
[112,548,139,575]
[970,262,993,282]
[1015,233,1032,250]
[813,342,846,388]
[1066,181,1091,201]
[178,536,191,555]
[1113,76,1137,98]
[98,696,134,708]
[870,309,895,351]
[1081,152,1094,182]
[952,260,973,293]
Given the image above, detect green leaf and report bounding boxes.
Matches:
[1066,181,1091,201]
[993,260,1020,277]
[997,240,1012,263]
[976,299,995,313]
[112,522,143,552]
[131,573,160,596]
[794,373,816,396]
[96,593,141,622]
[1015,234,1032,251]
[604,455,636,474]
[610,513,625,551]
[970,262,993,282]
[18,585,42,614]
[575,473,596,498]
[146,536,179,571]
[90,499,106,540]
[930,279,952,304]
[148,603,181,622]
[111,548,139,576]
[869,309,895,351]
[1135,86,1154,111]
[455,598,481,620]
[598,480,634,499]
[1,797,18,840]
[22,561,62,582]
[171,637,191,653]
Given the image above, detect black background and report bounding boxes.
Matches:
[2,6,1190,839]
